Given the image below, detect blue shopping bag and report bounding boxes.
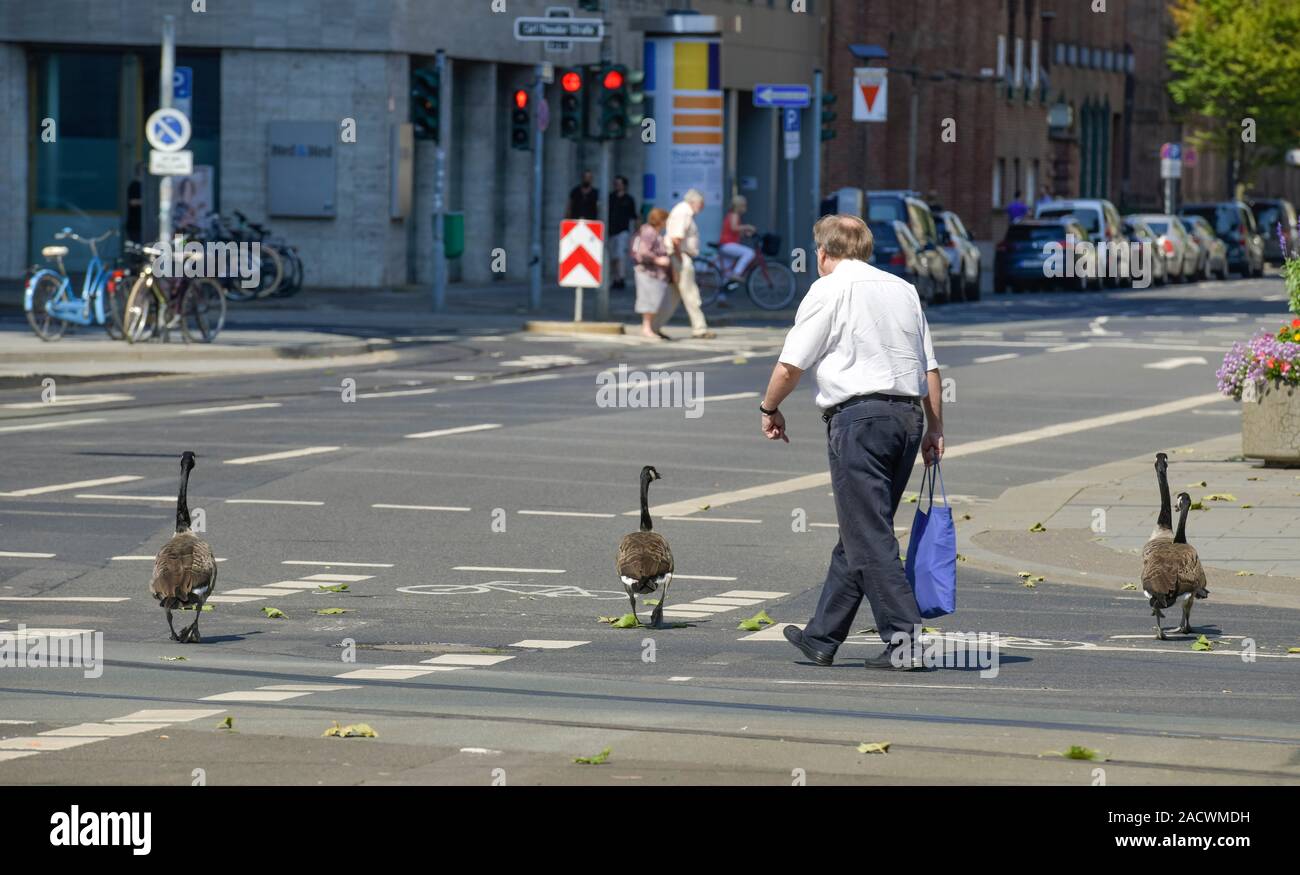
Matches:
[904,461,957,619]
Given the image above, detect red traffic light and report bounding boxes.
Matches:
[513,89,529,109]
[561,71,583,93]
[603,69,624,90]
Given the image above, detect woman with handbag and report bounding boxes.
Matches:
[632,208,673,340]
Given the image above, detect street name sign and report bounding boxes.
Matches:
[514,17,603,42]
[559,219,604,288]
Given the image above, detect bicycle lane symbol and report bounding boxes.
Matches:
[396,580,628,600]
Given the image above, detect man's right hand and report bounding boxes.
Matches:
[921,431,944,465]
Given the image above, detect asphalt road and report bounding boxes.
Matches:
[2,275,1297,785]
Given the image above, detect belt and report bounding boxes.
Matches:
[821,392,921,423]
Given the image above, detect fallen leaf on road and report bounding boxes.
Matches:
[1202,493,1237,502]
[316,583,349,593]
[733,357,748,365]
[1122,583,1138,591]
[261,607,286,619]
[573,747,611,765]
[643,599,660,606]
[610,613,640,629]
[857,741,891,754]
[217,717,233,731]
[1189,501,1206,511]
[316,608,352,615]
[699,504,711,511]
[323,722,377,738]
[962,513,972,521]
[1186,480,1208,488]
[1029,522,1047,532]
[181,604,213,612]
[1235,571,1254,577]
[1247,476,1261,481]
[956,553,967,562]
[1288,647,1300,654]
[1192,635,1214,651]
[737,610,775,631]
[159,656,187,662]
[1045,745,1105,762]
[922,626,942,633]
[1240,504,1254,509]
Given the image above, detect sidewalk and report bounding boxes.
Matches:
[956,433,1300,610]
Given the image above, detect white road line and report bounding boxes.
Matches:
[647,392,1227,517]
[0,551,55,559]
[492,374,562,386]
[2,393,133,409]
[107,709,225,723]
[647,352,773,369]
[668,677,694,682]
[0,418,105,434]
[0,596,129,603]
[182,402,282,415]
[692,596,765,606]
[40,723,169,737]
[0,475,142,497]
[257,684,361,692]
[510,639,589,649]
[672,574,738,581]
[661,516,763,524]
[373,503,471,512]
[738,622,800,641]
[703,392,760,402]
[718,589,788,599]
[518,509,616,518]
[1143,356,1208,370]
[973,353,1021,364]
[283,560,393,568]
[201,691,314,703]
[663,602,734,613]
[223,587,304,597]
[225,499,325,506]
[357,387,440,399]
[301,573,374,582]
[0,736,108,751]
[453,565,566,574]
[76,494,173,502]
[405,423,501,439]
[206,595,266,603]
[420,654,515,666]
[1047,342,1093,353]
[224,446,340,465]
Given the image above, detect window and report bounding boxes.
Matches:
[1067,44,1077,65]
[1054,43,1065,65]
[993,159,1004,208]
[33,52,122,212]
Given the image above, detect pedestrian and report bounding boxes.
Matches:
[718,194,758,306]
[609,175,638,291]
[631,207,673,340]
[1007,190,1028,223]
[760,213,945,671]
[565,169,599,221]
[653,189,716,340]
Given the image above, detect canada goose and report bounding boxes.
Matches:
[150,451,217,643]
[1140,454,1207,639]
[616,465,674,628]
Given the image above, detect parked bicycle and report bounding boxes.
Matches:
[24,228,124,341]
[693,233,798,310]
[122,244,227,344]
[232,210,303,299]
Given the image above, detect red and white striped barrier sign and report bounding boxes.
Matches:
[558,219,604,288]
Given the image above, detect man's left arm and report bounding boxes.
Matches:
[760,363,803,443]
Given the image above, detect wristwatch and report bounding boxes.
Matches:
[759,402,779,416]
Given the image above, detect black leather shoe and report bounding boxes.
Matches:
[783,625,833,666]
[864,647,926,671]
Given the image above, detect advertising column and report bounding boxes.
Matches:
[642,24,724,245]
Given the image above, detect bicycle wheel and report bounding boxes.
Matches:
[693,258,723,308]
[746,260,798,310]
[102,272,127,340]
[180,278,227,343]
[272,248,304,298]
[25,273,69,341]
[254,244,285,298]
[123,275,161,344]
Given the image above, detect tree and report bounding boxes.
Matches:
[1167,0,1300,197]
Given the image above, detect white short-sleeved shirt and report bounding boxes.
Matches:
[665,201,700,258]
[778,259,939,408]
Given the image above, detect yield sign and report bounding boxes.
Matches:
[559,219,604,288]
[852,67,887,122]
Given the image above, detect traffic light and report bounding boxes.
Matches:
[625,68,646,129]
[411,66,441,142]
[510,88,531,151]
[597,63,629,140]
[559,67,584,140]
[820,91,838,142]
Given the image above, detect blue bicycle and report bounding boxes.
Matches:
[24,228,124,341]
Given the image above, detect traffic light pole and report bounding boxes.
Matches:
[530,66,545,312]
[596,34,613,322]
[431,49,448,312]
[158,14,175,248]
[811,68,822,248]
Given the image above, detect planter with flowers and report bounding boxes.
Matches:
[1216,238,1300,464]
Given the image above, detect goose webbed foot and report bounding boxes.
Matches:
[166,609,181,642]
[650,604,664,628]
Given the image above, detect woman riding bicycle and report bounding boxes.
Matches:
[718,195,758,306]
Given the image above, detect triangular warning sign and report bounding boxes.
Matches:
[859,82,881,113]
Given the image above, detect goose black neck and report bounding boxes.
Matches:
[1156,464,1172,531]
[1174,502,1188,544]
[176,463,192,532]
[639,473,653,532]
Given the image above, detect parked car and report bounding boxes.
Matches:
[994,218,1094,293]
[1250,198,1298,265]
[868,190,951,302]
[1180,201,1264,277]
[1128,214,1198,282]
[1121,217,1166,286]
[936,210,981,302]
[1033,197,1129,287]
[1183,214,1230,280]
[868,220,945,304]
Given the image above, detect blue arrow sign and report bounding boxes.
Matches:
[754,84,811,108]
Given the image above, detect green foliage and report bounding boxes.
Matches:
[1284,258,1300,315]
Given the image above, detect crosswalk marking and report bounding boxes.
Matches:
[225,499,324,506]
[2,393,132,409]
[39,723,169,737]
[0,751,38,762]
[257,684,360,692]
[737,622,799,641]
[283,560,393,568]
[673,574,738,581]
[0,551,55,559]
[420,654,515,666]
[454,565,565,574]
[691,596,764,606]
[659,602,734,614]
[0,596,129,603]
[206,594,265,604]
[222,587,304,597]
[182,402,282,415]
[717,589,788,599]
[300,573,374,582]
[0,475,143,497]
[107,709,226,723]
[404,423,501,440]
[0,736,106,751]
[335,667,449,680]
[201,690,314,702]
[224,446,340,465]
[373,503,471,512]
[0,418,106,434]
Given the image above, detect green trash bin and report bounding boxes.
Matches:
[442,212,465,260]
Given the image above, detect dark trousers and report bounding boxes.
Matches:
[802,397,925,654]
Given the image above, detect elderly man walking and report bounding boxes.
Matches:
[758,214,945,670]
[653,189,716,339]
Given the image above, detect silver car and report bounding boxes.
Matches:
[1129,214,1199,282]
[937,210,981,302]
